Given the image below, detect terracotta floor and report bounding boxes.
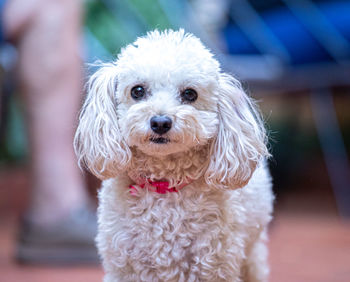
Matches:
[0,218,103,282]
[1,167,350,282]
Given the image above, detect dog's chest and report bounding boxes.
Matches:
[116,190,230,272]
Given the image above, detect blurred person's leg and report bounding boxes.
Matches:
[3,0,97,263]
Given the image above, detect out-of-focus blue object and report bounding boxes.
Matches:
[223,1,350,65]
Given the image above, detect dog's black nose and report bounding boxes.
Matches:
[150,115,172,135]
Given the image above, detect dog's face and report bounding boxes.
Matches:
[116,31,219,156]
[75,30,269,188]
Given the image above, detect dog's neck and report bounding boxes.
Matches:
[127,145,210,187]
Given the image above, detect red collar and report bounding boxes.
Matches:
[129,179,189,195]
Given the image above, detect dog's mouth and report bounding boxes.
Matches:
[149,137,170,144]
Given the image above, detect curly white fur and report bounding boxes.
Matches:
[75,29,273,282]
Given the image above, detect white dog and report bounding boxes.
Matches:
[75,29,273,282]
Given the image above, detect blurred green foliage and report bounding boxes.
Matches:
[85,0,173,55]
[0,95,28,164]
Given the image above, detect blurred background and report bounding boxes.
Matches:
[1,0,350,281]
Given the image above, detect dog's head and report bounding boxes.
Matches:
[75,29,269,188]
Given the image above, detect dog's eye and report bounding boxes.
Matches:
[181,88,198,103]
[131,85,146,100]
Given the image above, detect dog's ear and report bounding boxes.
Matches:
[204,73,269,189]
[74,63,131,180]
